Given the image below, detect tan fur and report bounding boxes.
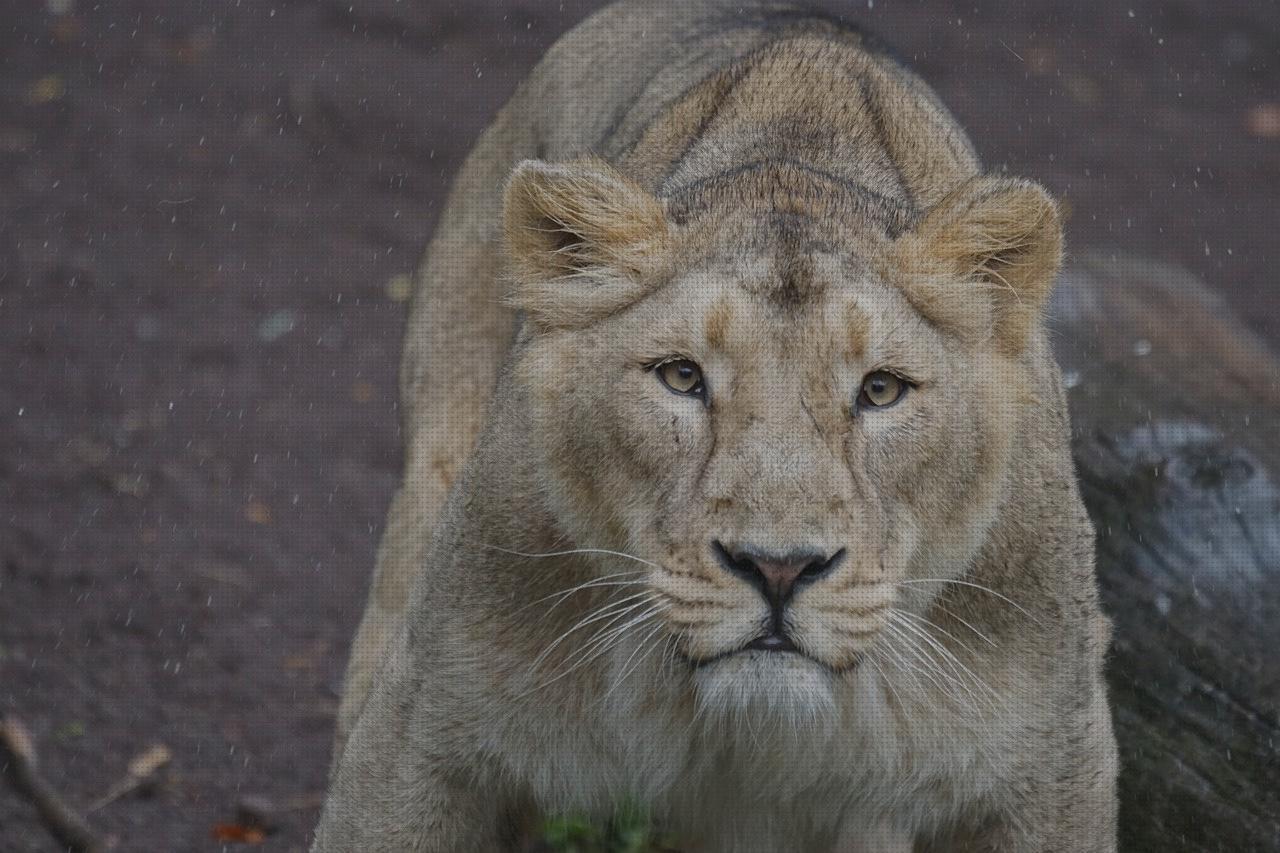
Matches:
[893,177,1064,351]
[320,3,1118,851]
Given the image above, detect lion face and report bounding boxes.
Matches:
[505,158,1059,717]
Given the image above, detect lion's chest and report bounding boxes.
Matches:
[517,670,1013,847]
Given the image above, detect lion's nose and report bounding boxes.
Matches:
[712,541,845,606]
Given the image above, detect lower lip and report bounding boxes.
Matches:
[745,635,798,653]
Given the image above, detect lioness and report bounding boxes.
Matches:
[317,1,1119,850]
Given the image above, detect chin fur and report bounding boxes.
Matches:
[691,651,839,733]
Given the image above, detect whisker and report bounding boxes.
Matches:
[922,600,999,649]
[865,652,905,710]
[530,592,660,670]
[514,603,668,701]
[521,574,649,615]
[887,611,994,709]
[558,600,666,672]
[597,619,670,705]
[881,620,981,713]
[867,627,926,697]
[897,584,1001,649]
[872,632,930,699]
[478,543,662,569]
[890,608,982,657]
[660,630,683,674]
[898,578,1040,624]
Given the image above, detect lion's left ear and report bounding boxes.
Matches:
[503,157,671,330]
[895,176,1063,352]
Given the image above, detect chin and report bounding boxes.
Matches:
[691,650,839,730]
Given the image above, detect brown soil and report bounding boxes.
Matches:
[2,1,1277,849]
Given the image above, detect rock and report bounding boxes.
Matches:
[1049,251,1280,852]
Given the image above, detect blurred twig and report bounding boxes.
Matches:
[88,743,172,812]
[0,715,103,852]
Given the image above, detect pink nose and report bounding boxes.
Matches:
[712,542,845,605]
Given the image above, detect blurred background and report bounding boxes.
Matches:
[1,0,1277,849]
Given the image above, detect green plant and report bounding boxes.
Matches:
[537,800,678,853]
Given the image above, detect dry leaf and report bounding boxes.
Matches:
[351,380,375,403]
[212,823,266,843]
[386,273,413,302]
[245,500,271,525]
[25,75,65,105]
[1246,103,1280,139]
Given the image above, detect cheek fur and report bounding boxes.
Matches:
[607,373,713,479]
[853,382,980,519]
[859,366,1021,535]
[523,338,712,531]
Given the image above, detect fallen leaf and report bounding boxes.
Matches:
[1024,46,1056,75]
[190,558,253,589]
[386,273,413,302]
[283,639,330,671]
[1246,103,1280,139]
[0,128,36,153]
[1064,74,1100,107]
[245,500,272,525]
[351,380,375,403]
[113,473,150,498]
[25,75,65,105]
[50,14,83,42]
[212,823,266,843]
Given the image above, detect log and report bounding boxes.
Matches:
[1049,250,1280,852]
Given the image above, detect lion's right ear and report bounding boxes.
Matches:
[502,158,672,329]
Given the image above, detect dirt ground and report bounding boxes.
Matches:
[1,0,1277,850]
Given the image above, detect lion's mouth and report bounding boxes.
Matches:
[744,632,799,653]
[686,630,865,675]
[689,631,809,668]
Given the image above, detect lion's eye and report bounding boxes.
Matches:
[655,359,706,399]
[857,371,908,410]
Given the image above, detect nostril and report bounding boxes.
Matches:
[800,548,846,582]
[711,540,756,580]
[711,541,844,603]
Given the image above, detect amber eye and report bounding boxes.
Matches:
[655,359,706,399]
[857,370,908,411]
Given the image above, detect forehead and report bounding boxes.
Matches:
[655,250,924,364]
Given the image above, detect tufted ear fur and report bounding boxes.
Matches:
[895,176,1063,352]
[502,157,672,330]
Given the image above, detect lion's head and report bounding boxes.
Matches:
[502,156,1061,720]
